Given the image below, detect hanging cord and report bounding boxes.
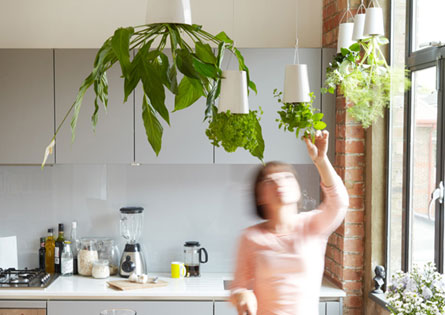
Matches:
[368,0,381,8]
[293,38,300,64]
[357,0,366,14]
[339,0,354,23]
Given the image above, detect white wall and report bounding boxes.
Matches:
[0,0,322,48]
[0,164,320,273]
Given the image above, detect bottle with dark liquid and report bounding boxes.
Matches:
[54,223,65,274]
[45,228,55,274]
[70,221,79,275]
[39,237,46,270]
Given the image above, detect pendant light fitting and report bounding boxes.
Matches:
[283,38,311,103]
[337,0,356,53]
[145,0,192,25]
[352,0,367,41]
[364,0,385,36]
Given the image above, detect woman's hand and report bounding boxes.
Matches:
[232,290,257,315]
[304,130,329,164]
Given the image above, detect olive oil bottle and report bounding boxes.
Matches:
[54,223,65,274]
[45,228,55,274]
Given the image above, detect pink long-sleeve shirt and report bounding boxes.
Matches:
[231,176,349,315]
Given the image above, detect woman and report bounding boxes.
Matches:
[230,130,349,315]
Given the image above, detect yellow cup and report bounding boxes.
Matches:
[171,261,186,278]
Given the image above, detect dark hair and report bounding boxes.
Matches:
[253,161,299,219]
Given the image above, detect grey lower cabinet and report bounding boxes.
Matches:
[215,301,342,315]
[54,49,134,164]
[0,49,54,164]
[47,300,213,315]
[214,48,323,164]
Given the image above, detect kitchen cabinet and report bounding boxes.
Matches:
[0,301,46,315]
[54,49,134,164]
[47,300,212,315]
[0,310,45,315]
[215,301,342,315]
[214,48,322,164]
[134,50,213,164]
[0,49,54,164]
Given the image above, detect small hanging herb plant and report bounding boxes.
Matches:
[206,109,264,161]
[42,23,259,167]
[274,89,327,141]
[322,38,410,128]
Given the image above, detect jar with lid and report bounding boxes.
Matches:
[61,241,73,276]
[92,259,110,279]
[78,238,98,276]
[96,238,120,276]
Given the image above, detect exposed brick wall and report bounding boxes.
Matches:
[323,1,367,314]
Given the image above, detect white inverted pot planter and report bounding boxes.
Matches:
[283,64,311,103]
[337,22,355,53]
[364,7,384,37]
[146,0,192,24]
[218,70,250,114]
[352,13,367,41]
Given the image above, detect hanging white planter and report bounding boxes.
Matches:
[146,0,192,25]
[352,13,367,41]
[364,7,384,36]
[283,64,311,103]
[218,70,249,114]
[337,22,355,53]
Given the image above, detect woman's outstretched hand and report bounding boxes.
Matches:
[304,130,329,164]
[233,290,257,315]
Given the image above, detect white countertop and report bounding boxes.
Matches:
[0,274,345,301]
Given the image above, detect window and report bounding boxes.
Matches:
[387,0,445,278]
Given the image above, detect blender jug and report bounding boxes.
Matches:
[119,207,146,277]
[183,241,208,277]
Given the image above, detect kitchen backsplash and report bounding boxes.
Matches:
[0,164,319,273]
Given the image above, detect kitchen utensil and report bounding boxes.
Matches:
[183,241,208,277]
[119,207,146,277]
[107,279,168,291]
[171,262,186,279]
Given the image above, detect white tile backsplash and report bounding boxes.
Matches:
[0,164,319,273]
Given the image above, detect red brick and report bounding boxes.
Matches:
[346,182,365,196]
[336,96,347,110]
[344,253,364,267]
[345,140,365,154]
[345,210,364,223]
[344,239,364,252]
[344,295,363,308]
[345,168,364,181]
[349,197,364,210]
[343,269,363,281]
[346,125,365,139]
[343,281,363,291]
[345,224,364,237]
[325,2,337,19]
[335,224,345,236]
[344,307,363,315]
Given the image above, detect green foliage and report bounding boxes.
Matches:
[44,23,259,166]
[274,90,326,141]
[322,38,411,128]
[206,109,265,162]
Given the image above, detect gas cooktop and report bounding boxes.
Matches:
[0,268,58,289]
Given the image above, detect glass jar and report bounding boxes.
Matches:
[78,238,98,276]
[96,238,120,276]
[92,259,110,279]
[61,241,73,277]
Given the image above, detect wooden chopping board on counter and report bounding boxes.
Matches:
[107,279,168,291]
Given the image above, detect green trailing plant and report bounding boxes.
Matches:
[42,23,259,166]
[206,109,264,161]
[274,90,327,141]
[322,38,410,128]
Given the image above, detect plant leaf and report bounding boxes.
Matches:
[111,27,134,79]
[215,32,234,45]
[176,49,200,79]
[195,42,217,64]
[349,42,361,52]
[142,96,163,156]
[168,64,178,94]
[174,76,204,111]
[192,58,219,79]
[70,72,95,141]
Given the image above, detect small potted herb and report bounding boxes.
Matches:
[274,89,327,140]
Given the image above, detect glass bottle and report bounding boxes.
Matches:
[54,223,65,274]
[61,241,73,277]
[45,228,55,274]
[70,221,79,275]
[39,237,46,270]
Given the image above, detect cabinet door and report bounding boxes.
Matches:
[0,49,54,164]
[48,300,212,315]
[326,301,341,315]
[214,48,321,164]
[0,310,45,315]
[134,49,213,164]
[319,302,326,315]
[55,49,133,164]
[214,302,237,315]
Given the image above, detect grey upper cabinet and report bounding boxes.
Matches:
[134,50,213,164]
[48,300,213,315]
[214,48,322,164]
[0,49,54,164]
[54,49,133,164]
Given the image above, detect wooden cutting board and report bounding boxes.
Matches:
[107,279,168,291]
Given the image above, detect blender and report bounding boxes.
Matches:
[119,207,146,277]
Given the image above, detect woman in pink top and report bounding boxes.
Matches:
[230,130,349,315]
